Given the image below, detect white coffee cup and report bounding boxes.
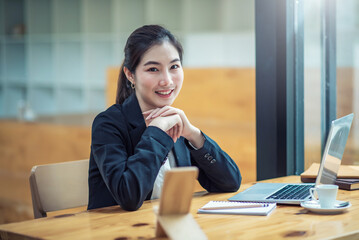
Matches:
[310,184,338,209]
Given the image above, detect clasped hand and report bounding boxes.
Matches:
[143,106,198,144]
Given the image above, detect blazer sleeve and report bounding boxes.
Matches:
[186,132,242,192]
[91,113,174,211]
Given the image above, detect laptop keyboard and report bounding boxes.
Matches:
[266,184,314,200]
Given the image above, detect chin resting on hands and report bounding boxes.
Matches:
[143,106,204,148]
[145,113,183,143]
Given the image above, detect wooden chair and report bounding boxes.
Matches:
[29,159,89,218]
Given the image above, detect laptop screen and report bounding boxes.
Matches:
[315,113,354,185]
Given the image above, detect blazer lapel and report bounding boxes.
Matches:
[122,94,147,151]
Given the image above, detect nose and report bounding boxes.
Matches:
[159,70,173,86]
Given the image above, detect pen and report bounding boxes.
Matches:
[200,203,269,210]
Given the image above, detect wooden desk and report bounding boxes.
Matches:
[1,176,359,240]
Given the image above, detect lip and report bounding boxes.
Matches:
[155,89,174,98]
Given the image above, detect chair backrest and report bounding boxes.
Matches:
[29,159,89,218]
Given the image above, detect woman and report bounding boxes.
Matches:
[88,25,241,211]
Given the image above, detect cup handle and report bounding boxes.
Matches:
[310,188,318,201]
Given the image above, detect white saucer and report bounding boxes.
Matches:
[300,200,351,214]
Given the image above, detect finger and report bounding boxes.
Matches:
[172,109,191,137]
[165,115,179,140]
[170,115,181,140]
[172,127,176,139]
[177,119,183,139]
[145,108,162,120]
[160,108,187,126]
[159,108,178,117]
[144,117,153,127]
[173,124,179,141]
[167,127,173,139]
[142,109,154,115]
[168,127,177,143]
[142,110,154,118]
[150,106,173,118]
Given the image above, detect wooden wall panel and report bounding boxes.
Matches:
[0,121,91,223]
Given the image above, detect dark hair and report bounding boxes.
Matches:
[116,25,183,104]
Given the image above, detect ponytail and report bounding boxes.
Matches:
[116,62,134,104]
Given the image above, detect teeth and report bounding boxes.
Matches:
[157,90,172,95]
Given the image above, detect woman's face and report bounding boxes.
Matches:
[132,41,184,112]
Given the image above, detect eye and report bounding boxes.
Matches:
[147,67,158,72]
[171,64,180,70]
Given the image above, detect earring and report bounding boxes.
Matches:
[131,82,135,89]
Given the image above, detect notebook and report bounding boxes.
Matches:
[333,179,359,191]
[229,113,354,205]
[198,201,276,216]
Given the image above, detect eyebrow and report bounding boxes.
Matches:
[143,58,180,66]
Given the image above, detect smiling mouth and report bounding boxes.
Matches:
[155,89,174,97]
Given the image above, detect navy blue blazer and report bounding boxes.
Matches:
[88,93,241,211]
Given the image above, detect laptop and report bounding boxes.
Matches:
[229,113,354,205]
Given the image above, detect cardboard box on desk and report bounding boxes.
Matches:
[301,163,359,190]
